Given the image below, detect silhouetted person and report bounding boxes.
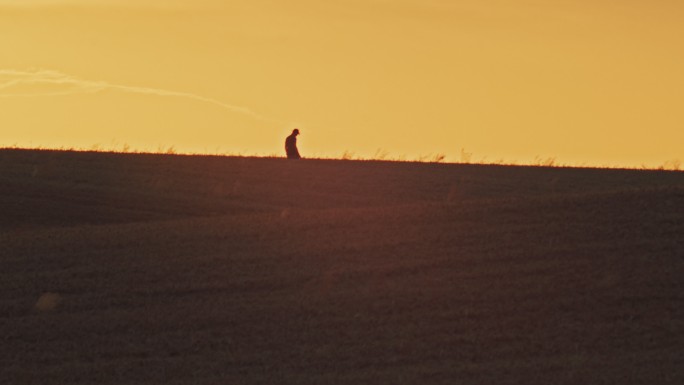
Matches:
[285,128,301,159]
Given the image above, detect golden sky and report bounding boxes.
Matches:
[1,0,682,166]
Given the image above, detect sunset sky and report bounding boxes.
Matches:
[1,0,682,167]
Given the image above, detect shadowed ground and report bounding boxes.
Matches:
[1,149,683,384]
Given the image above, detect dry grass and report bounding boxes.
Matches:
[4,144,682,170]
[1,149,683,384]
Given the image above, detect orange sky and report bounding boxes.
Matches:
[1,0,682,167]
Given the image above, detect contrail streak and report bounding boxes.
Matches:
[0,68,278,122]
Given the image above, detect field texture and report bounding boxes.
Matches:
[2,149,683,384]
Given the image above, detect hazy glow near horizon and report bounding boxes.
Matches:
[1,0,682,167]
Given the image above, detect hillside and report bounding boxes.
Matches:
[2,149,683,384]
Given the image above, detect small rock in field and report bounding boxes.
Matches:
[34,292,62,312]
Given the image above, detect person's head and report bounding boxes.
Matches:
[292,128,300,136]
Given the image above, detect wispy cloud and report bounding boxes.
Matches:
[0,0,223,9]
[0,68,278,122]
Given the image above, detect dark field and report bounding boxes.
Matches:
[2,149,683,384]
